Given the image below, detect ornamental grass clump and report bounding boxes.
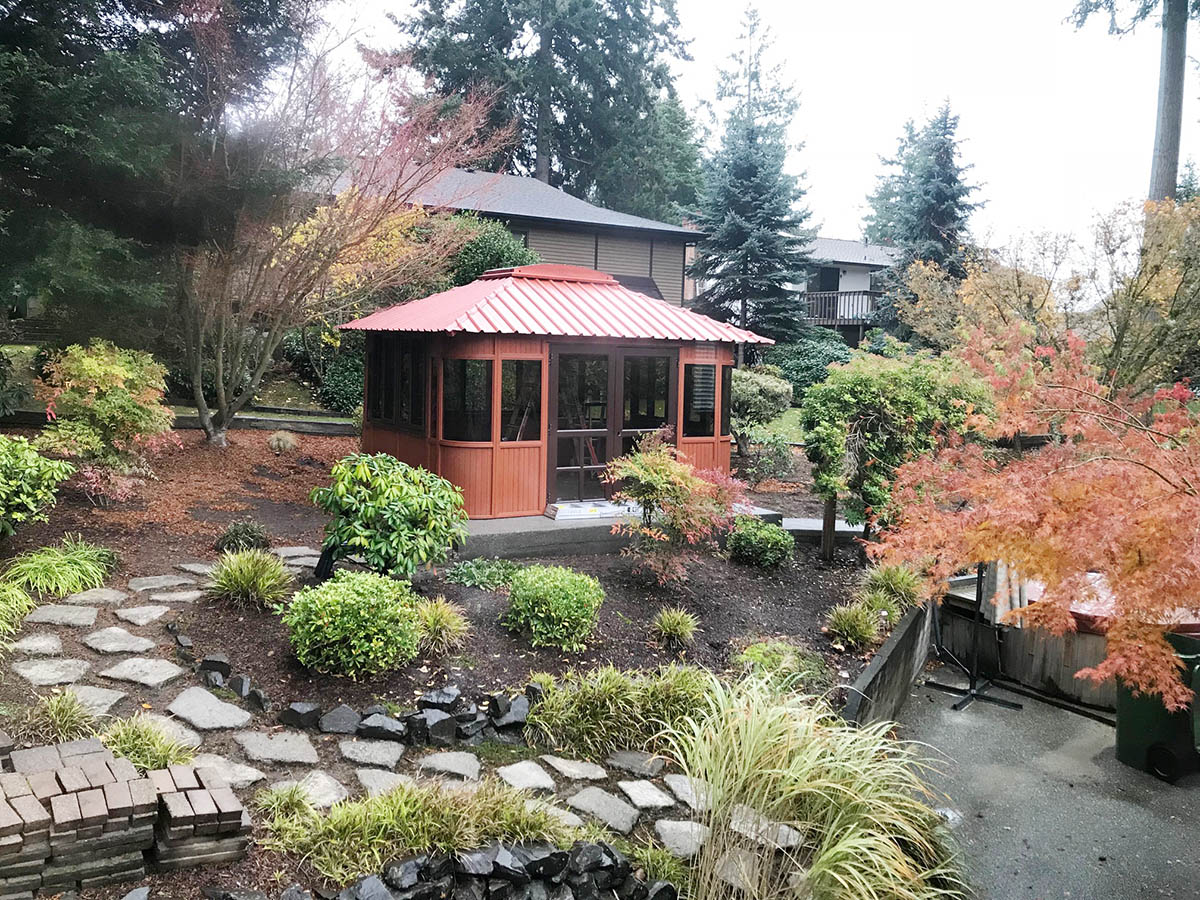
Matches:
[415,596,471,655]
[862,563,922,610]
[18,692,96,744]
[256,777,575,885]
[100,714,195,772]
[503,565,604,651]
[726,515,794,568]
[0,584,36,643]
[213,518,271,553]
[664,676,968,900]
[826,601,881,648]
[1,535,116,597]
[651,607,699,648]
[207,549,293,609]
[280,571,421,677]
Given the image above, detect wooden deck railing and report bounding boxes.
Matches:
[803,291,879,325]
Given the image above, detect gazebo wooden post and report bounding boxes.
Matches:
[820,495,837,562]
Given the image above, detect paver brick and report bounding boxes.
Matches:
[75,788,105,827]
[57,738,104,759]
[195,767,227,790]
[160,791,194,825]
[55,767,89,795]
[80,758,115,789]
[0,776,29,800]
[148,771,175,795]
[127,779,156,814]
[107,758,138,783]
[0,803,20,838]
[102,780,132,817]
[184,789,217,825]
[8,747,61,775]
[49,794,80,831]
[168,765,199,791]
[25,772,61,802]
[207,787,243,825]
[7,796,49,833]
[0,834,22,857]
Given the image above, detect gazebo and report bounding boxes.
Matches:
[342,264,772,519]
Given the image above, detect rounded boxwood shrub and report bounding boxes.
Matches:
[503,565,604,652]
[727,516,794,568]
[280,571,421,677]
[310,453,468,577]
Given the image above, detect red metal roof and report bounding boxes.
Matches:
[341,264,773,344]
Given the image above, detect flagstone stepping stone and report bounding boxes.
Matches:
[716,848,760,892]
[66,685,126,716]
[730,804,802,849]
[339,739,405,768]
[192,753,266,790]
[142,714,202,749]
[273,546,319,559]
[176,562,215,576]
[168,687,252,730]
[566,787,639,835]
[654,819,709,859]
[149,590,204,604]
[524,799,584,829]
[11,634,62,655]
[607,749,664,778]
[25,605,97,627]
[128,575,195,592]
[496,760,555,793]
[289,556,322,568]
[83,626,155,654]
[271,770,348,809]
[234,731,319,765]
[12,658,89,686]
[99,657,186,688]
[417,751,480,781]
[540,755,606,781]
[115,605,170,626]
[663,773,710,813]
[356,769,414,798]
[65,587,128,606]
[618,779,675,810]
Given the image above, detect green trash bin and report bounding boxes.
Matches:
[1115,632,1200,782]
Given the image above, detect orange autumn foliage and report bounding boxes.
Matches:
[872,325,1200,710]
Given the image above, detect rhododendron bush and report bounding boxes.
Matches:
[873,326,1200,709]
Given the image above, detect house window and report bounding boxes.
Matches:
[366,335,425,431]
[720,365,732,436]
[808,266,840,292]
[683,364,715,437]
[443,359,493,442]
[501,360,541,441]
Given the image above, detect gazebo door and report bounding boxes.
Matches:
[549,347,676,504]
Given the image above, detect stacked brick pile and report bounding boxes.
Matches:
[0,739,251,899]
[146,763,251,872]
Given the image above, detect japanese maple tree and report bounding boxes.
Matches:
[873,325,1200,709]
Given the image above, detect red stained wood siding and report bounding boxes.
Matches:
[676,343,734,474]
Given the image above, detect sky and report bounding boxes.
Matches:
[341,0,1199,247]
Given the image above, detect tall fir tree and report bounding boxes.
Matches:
[864,103,977,331]
[689,10,813,347]
[402,0,699,219]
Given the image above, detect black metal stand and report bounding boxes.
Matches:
[925,563,1023,712]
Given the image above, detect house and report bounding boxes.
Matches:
[342,263,770,519]
[802,237,901,343]
[409,168,700,305]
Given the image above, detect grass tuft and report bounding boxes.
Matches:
[415,596,471,656]
[1,535,116,597]
[0,584,35,643]
[651,607,699,648]
[862,564,922,609]
[826,601,880,648]
[17,692,96,744]
[100,714,194,771]
[207,549,293,609]
[859,587,903,627]
[733,639,833,693]
[445,557,521,591]
[214,518,271,553]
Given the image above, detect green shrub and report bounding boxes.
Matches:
[446,557,521,590]
[207,550,293,609]
[727,516,794,568]
[0,351,29,418]
[503,565,604,651]
[730,367,793,455]
[0,584,35,642]
[827,601,881,648]
[733,640,833,692]
[448,215,540,286]
[525,665,712,758]
[2,535,116,596]
[280,571,421,677]
[733,426,794,485]
[311,453,468,577]
[257,777,573,885]
[415,596,471,655]
[764,327,852,403]
[0,436,74,538]
[862,564,922,609]
[316,352,365,414]
[18,692,96,744]
[651,607,699,648]
[100,714,195,771]
[213,519,271,553]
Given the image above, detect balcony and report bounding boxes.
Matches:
[802,290,879,326]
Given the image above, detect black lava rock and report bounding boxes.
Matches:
[598,841,631,881]
[486,693,510,719]
[419,685,462,712]
[166,622,180,635]
[524,885,549,900]
[491,694,529,729]
[201,669,225,689]
[199,653,232,677]
[337,875,392,900]
[616,876,649,900]
[384,854,426,889]
[452,879,485,900]
[247,688,270,712]
[279,886,314,900]
[362,704,389,718]
[454,701,479,723]
[567,842,606,875]
[421,854,454,881]
[456,845,499,877]
[278,702,321,729]
[512,844,567,881]
[358,713,407,742]
[567,873,600,900]
[457,712,488,740]
[175,634,193,650]
[524,681,545,706]
[645,882,677,900]
[319,704,362,734]
[547,886,572,900]
[491,845,529,884]
[227,674,251,698]
[410,708,457,746]
[201,888,270,900]
[484,880,511,900]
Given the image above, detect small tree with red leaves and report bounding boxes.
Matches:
[874,325,1200,710]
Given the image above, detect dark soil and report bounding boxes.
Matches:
[740,448,842,519]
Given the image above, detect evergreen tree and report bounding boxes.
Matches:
[688,11,813,346]
[402,0,698,217]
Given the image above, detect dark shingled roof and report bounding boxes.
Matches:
[806,237,900,268]
[409,168,700,238]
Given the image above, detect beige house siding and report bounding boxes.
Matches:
[651,241,685,306]
[525,227,595,268]
[596,235,651,277]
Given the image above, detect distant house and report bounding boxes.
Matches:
[801,238,900,343]
[409,168,700,305]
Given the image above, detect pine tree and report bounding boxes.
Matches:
[689,11,813,346]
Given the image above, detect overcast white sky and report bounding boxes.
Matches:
[344,0,1199,246]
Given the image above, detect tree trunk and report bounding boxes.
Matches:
[1149,0,1188,201]
[820,495,837,562]
[534,0,552,183]
[205,428,229,448]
